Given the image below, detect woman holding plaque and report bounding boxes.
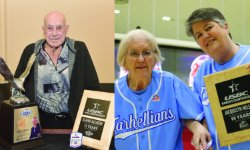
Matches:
[115,29,211,150]
[185,7,250,149]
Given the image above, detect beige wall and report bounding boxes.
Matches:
[0,0,114,83]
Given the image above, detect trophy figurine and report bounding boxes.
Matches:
[0,57,29,104]
[0,55,44,150]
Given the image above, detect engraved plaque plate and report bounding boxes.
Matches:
[79,117,105,140]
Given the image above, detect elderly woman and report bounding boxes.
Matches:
[115,29,211,150]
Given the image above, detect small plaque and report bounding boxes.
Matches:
[73,90,114,150]
[204,64,250,146]
[70,132,83,148]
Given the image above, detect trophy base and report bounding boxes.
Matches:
[0,136,44,150]
[0,100,44,149]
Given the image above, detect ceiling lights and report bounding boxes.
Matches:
[114,9,120,14]
[162,16,172,21]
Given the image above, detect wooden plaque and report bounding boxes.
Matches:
[72,90,114,150]
[204,64,250,146]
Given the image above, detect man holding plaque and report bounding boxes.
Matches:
[14,11,100,129]
[185,7,250,149]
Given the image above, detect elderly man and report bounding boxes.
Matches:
[15,11,100,129]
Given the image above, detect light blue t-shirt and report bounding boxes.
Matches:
[193,45,250,150]
[115,70,204,150]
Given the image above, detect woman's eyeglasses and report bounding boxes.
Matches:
[128,51,155,59]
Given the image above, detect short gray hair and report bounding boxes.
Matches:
[185,7,231,38]
[117,29,164,68]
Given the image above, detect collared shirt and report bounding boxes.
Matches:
[36,43,70,114]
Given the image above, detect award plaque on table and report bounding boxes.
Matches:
[72,90,114,150]
[204,63,250,146]
[0,55,44,150]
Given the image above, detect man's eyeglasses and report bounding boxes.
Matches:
[45,25,66,32]
[128,51,155,59]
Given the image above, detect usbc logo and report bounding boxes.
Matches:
[228,81,239,93]
[216,75,250,106]
[93,103,101,110]
[20,109,32,117]
[224,81,248,101]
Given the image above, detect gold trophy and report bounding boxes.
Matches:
[0,55,44,150]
